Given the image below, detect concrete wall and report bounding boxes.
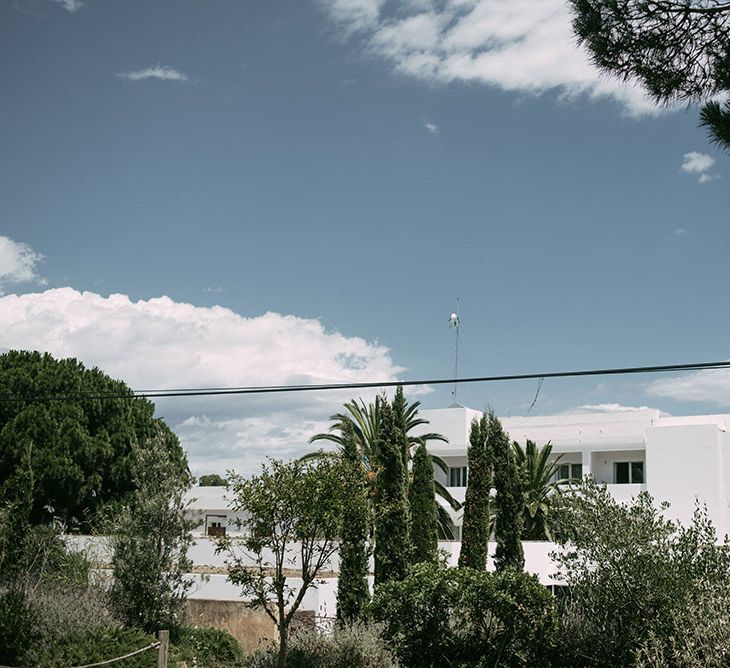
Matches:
[185,599,278,653]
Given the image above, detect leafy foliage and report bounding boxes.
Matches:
[552,479,730,667]
[111,432,195,633]
[309,388,459,539]
[220,457,349,667]
[512,439,563,541]
[0,350,186,530]
[409,442,438,565]
[458,413,492,569]
[198,473,227,487]
[245,624,398,668]
[35,627,158,668]
[374,400,410,586]
[492,414,525,572]
[370,562,557,668]
[569,0,730,150]
[0,590,40,666]
[172,626,245,668]
[336,422,371,626]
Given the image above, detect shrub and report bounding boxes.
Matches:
[172,626,244,667]
[35,627,158,668]
[0,590,40,666]
[245,623,398,668]
[30,584,119,652]
[551,480,730,667]
[370,563,557,668]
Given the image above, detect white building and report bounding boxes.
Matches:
[422,406,730,539]
[178,406,730,604]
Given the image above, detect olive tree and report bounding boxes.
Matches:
[219,457,348,668]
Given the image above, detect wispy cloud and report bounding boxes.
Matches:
[117,65,190,82]
[424,121,439,134]
[0,235,45,295]
[52,0,84,12]
[647,368,730,407]
[320,0,660,116]
[681,151,720,183]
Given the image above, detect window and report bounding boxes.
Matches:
[554,463,582,483]
[449,466,468,487]
[614,461,644,484]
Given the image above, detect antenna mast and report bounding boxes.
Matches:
[449,298,460,404]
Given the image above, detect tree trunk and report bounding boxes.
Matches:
[277,623,288,668]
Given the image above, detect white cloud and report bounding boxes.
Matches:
[682,151,715,174]
[0,235,44,295]
[117,65,189,82]
[320,0,660,115]
[320,0,386,35]
[682,151,720,183]
[647,368,730,407]
[574,403,653,413]
[0,288,412,474]
[52,0,84,12]
[424,121,439,134]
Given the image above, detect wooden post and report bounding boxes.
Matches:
[157,630,169,668]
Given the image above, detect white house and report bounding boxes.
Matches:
[178,406,730,605]
[422,406,730,539]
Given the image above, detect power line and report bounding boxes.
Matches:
[2,359,729,403]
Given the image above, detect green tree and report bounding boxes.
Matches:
[219,457,348,668]
[512,440,563,541]
[370,562,557,668]
[458,413,492,570]
[110,431,195,633]
[569,0,730,151]
[309,388,460,538]
[493,414,525,572]
[409,442,438,565]
[374,401,410,586]
[0,350,185,530]
[198,473,227,486]
[336,422,371,626]
[552,478,730,667]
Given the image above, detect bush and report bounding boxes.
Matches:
[35,627,158,668]
[245,623,398,668]
[0,590,40,666]
[551,480,730,667]
[370,563,557,668]
[30,584,119,653]
[172,626,244,667]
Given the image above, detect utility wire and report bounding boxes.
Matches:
[1,359,729,403]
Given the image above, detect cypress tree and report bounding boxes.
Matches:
[409,442,438,564]
[374,400,410,586]
[493,413,525,571]
[391,385,411,472]
[336,422,371,625]
[458,413,493,569]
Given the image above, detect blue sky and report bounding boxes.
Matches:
[1,0,728,474]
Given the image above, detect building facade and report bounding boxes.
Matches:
[422,406,730,539]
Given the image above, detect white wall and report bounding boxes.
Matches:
[647,424,726,532]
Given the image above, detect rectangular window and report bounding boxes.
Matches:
[554,463,582,483]
[614,461,644,484]
[449,466,468,487]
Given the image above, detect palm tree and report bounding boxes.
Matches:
[511,439,563,541]
[308,389,462,539]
